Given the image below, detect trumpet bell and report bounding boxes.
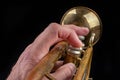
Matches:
[60,6,102,46]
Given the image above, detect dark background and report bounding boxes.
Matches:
[1,1,119,80]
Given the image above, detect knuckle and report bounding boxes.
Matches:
[48,22,61,33]
[49,22,60,29]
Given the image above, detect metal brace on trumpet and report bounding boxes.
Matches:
[24,6,102,80]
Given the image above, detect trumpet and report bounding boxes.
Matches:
[25,6,102,80]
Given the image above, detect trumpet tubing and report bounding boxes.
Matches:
[25,41,68,80]
[25,6,102,80]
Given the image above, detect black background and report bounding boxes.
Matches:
[1,1,119,80]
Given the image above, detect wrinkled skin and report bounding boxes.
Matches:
[7,23,89,80]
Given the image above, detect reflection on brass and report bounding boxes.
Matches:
[61,6,102,46]
[25,6,102,80]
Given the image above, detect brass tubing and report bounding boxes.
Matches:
[25,41,68,80]
[73,46,93,80]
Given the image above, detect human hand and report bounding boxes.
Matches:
[7,23,89,80]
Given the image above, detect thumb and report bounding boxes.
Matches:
[51,63,76,80]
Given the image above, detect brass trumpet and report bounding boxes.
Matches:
[25,6,102,80]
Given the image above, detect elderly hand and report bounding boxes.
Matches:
[7,23,89,80]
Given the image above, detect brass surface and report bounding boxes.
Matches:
[61,6,102,46]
